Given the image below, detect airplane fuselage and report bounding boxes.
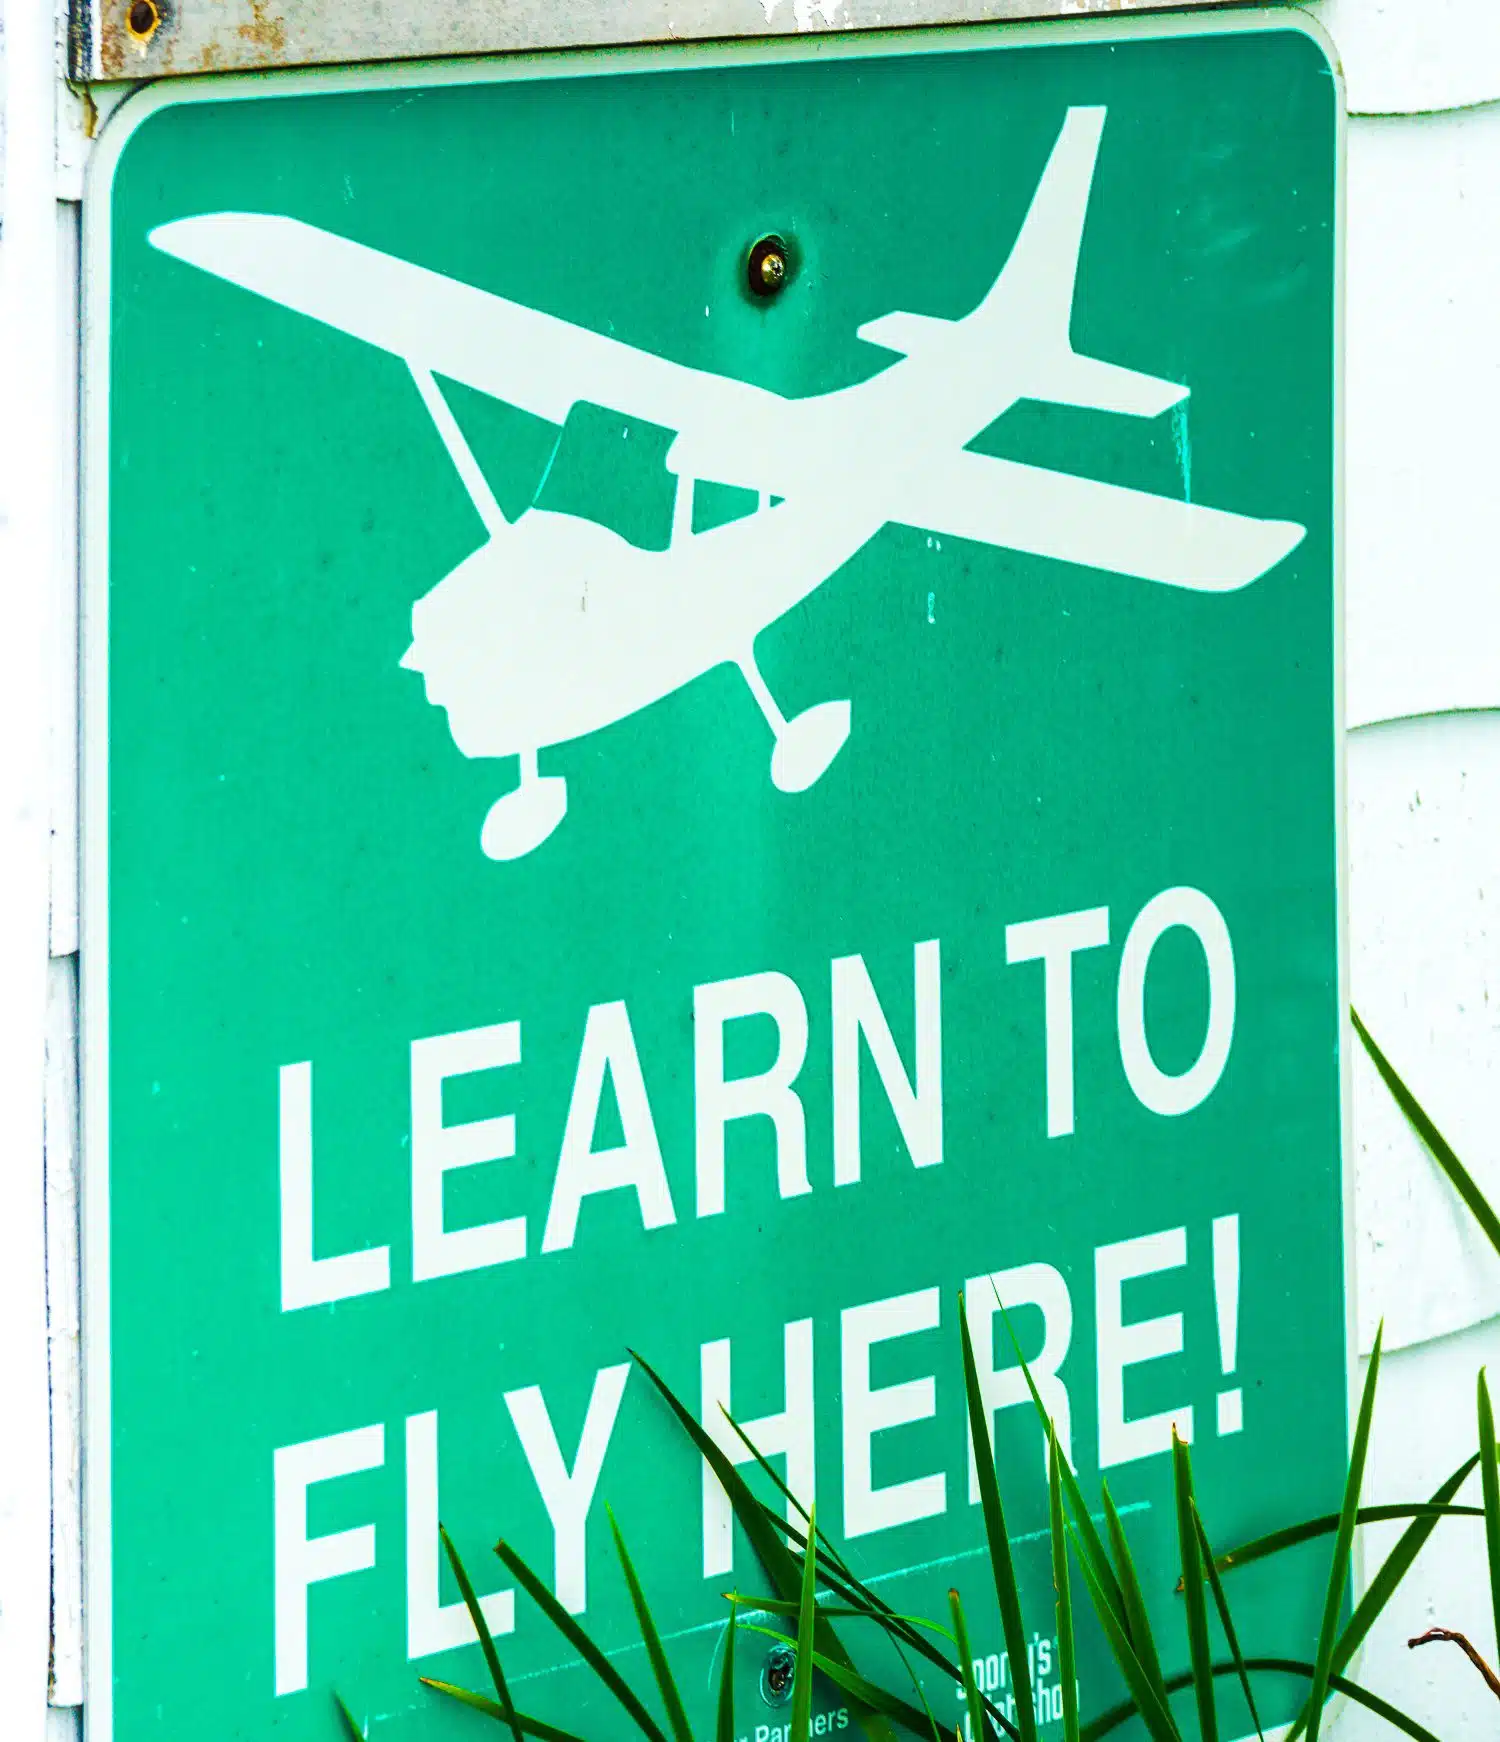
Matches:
[404,485,880,759]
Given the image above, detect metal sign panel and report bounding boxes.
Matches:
[75,0,1247,83]
[84,15,1346,1742]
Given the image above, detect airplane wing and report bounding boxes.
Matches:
[891,449,1304,590]
[149,212,779,433]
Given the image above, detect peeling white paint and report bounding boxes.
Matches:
[759,0,842,28]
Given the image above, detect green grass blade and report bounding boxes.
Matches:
[1172,1433,1217,1742]
[1068,1525,1180,1742]
[999,1300,1126,1630]
[333,1694,365,1740]
[1049,1432,1079,1742]
[731,1595,953,1636]
[1306,1324,1383,1742]
[887,1631,946,1742]
[608,1507,693,1742]
[1210,1496,1481,1574]
[762,1505,959,1673]
[634,1352,802,1598]
[1192,1504,1263,1742]
[1082,1658,1440,1742]
[737,1590,1000,1742]
[631,1351,886,1731]
[1333,1458,1480,1678]
[1101,1485,1170,1713]
[717,1601,738,1742]
[1252,1442,1491,1742]
[737,1549,1012,1734]
[440,1526,523,1742]
[740,1626,939,1735]
[420,1679,593,1742]
[1352,1010,1500,1257]
[792,1503,819,1742]
[1481,1370,1500,1667]
[960,1293,1037,1742]
[950,1588,989,1742]
[493,1536,668,1742]
[724,1410,861,1584]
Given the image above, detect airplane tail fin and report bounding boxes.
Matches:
[857,107,1187,420]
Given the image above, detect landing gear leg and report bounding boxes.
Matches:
[481,748,568,860]
[736,649,851,794]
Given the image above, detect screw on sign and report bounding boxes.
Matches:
[748,235,791,297]
[125,0,159,43]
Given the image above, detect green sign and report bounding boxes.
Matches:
[85,15,1344,1742]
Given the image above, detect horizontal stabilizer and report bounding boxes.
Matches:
[855,311,955,356]
[1035,352,1189,419]
[891,448,1303,591]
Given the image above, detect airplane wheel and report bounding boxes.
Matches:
[481,773,568,860]
[771,700,851,794]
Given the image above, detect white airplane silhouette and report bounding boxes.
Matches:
[150,105,1304,862]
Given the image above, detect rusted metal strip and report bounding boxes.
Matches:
[75,0,1248,84]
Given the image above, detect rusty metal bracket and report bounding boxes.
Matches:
[73,0,1251,84]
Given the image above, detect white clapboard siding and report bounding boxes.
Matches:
[1345,103,1500,729]
[1348,713,1500,1353]
[1311,0,1500,115]
[1329,0,1500,1732]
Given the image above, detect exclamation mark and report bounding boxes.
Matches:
[1213,1215,1242,1435]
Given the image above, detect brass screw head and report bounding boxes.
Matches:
[747,235,790,299]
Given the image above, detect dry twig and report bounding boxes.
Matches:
[1408,1627,1500,1701]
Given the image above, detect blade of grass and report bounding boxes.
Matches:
[890,1632,947,1742]
[1082,1658,1441,1742]
[740,1626,940,1735]
[999,1295,1126,1631]
[1481,1371,1500,1669]
[1249,1441,1494,1742]
[718,1601,738,1742]
[420,1679,593,1742]
[731,1595,953,1636]
[1208,1496,1481,1575]
[792,1504,820,1742]
[724,1409,860,1585]
[631,1349,887,1739]
[1192,1504,1262,1742]
[737,1535,1013,1737]
[960,1293,1037,1742]
[762,1510,980,1698]
[1306,1324,1383,1742]
[1101,1485,1170,1717]
[1172,1433,1217,1742]
[731,1588,955,1742]
[1068,1524,1180,1742]
[608,1507,693,1742]
[441,1526,523,1742]
[493,1536,668,1742]
[634,1352,802,1598]
[1049,1430,1079,1742]
[950,1588,988,1742]
[333,1694,365,1740]
[1332,1454,1480,1679]
[1353,1010,1500,1257]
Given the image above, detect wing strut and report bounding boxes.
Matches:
[408,363,508,537]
